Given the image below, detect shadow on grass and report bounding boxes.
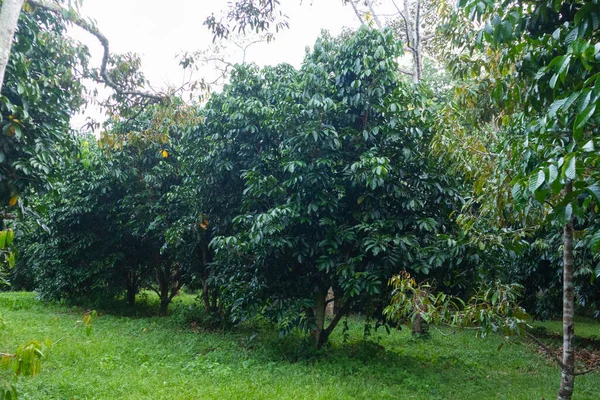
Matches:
[529,326,600,350]
[232,327,479,390]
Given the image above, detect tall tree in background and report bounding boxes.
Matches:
[346,0,444,83]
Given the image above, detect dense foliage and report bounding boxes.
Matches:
[19,104,203,314]
[0,3,88,202]
[0,0,599,397]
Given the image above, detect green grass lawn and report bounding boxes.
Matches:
[1,292,598,400]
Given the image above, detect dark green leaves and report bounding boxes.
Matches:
[529,170,545,193]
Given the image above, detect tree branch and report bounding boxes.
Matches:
[575,365,600,376]
[348,0,366,25]
[323,303,350,338]
[366,0,383,30]
[526,331,567,370]
[398,67,413,76]
[26,0,164,102]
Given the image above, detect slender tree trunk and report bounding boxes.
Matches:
[412,0,422,83]
[157,272,170,315]
[412,287,428,335]
[201,276,211,312]
[321,303,349,345]
[154,252,170,316]
[312,292,327,346]
[0,0,25,91]
[126,282,137,306]
[311,291,327,347]
[200,245,212,312]
[558,190,575,400]
[325,287,335,317]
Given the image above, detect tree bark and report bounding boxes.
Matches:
[558,190,575,400]
[199,244,212,312]
[311,291,327,347]
[0,0,25,92]
[325,287,334,317]
[412,0,422,83]
[126,281,137,306]
[412,286,428,335]
[321,303,349,345]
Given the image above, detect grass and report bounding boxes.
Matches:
[0,292,599,400]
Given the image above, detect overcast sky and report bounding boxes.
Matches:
[69,0,360,129]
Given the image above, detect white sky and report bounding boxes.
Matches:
[69,0,360,130]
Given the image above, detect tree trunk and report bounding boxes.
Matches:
[325,287,334,317]
[311,291,327,347]
[201,276,211,312]
[558,198,575,400]
[126,283,136,306]
[154,252,170,316]
[0,0,25,91]
[159,293,169,316]
[125,269,138,306]
[412,287,428,336]
[200,245,212,312]
[412,0,422,83]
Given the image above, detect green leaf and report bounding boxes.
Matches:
[588,185,600,203]
[573,104,596,141]
[534,189,548,204]
[549,74,558,89]
[564,28,578,45]
[548,164,558,183]
[529,170,545,193]
[565,203,573,222]
[582,139,595,151]
[564,156,577,180]
[547,98,566,118]
[511,182,522,200]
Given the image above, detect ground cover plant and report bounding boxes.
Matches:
[1,292,599,400]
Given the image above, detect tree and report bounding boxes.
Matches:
[346,0,444,83]
[0,0,25,92]
[204,0,288,40]
[21,102,202,314]
[439,1,600,398]
[203,28,462,346]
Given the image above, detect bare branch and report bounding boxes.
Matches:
[575,366,600,376]
[26,0,164,102]
[526,331,567,370]
[398,67,414,76]
[348,0,366,25]
[366,0,384,30]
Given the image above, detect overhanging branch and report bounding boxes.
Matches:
[26,0,164,102]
